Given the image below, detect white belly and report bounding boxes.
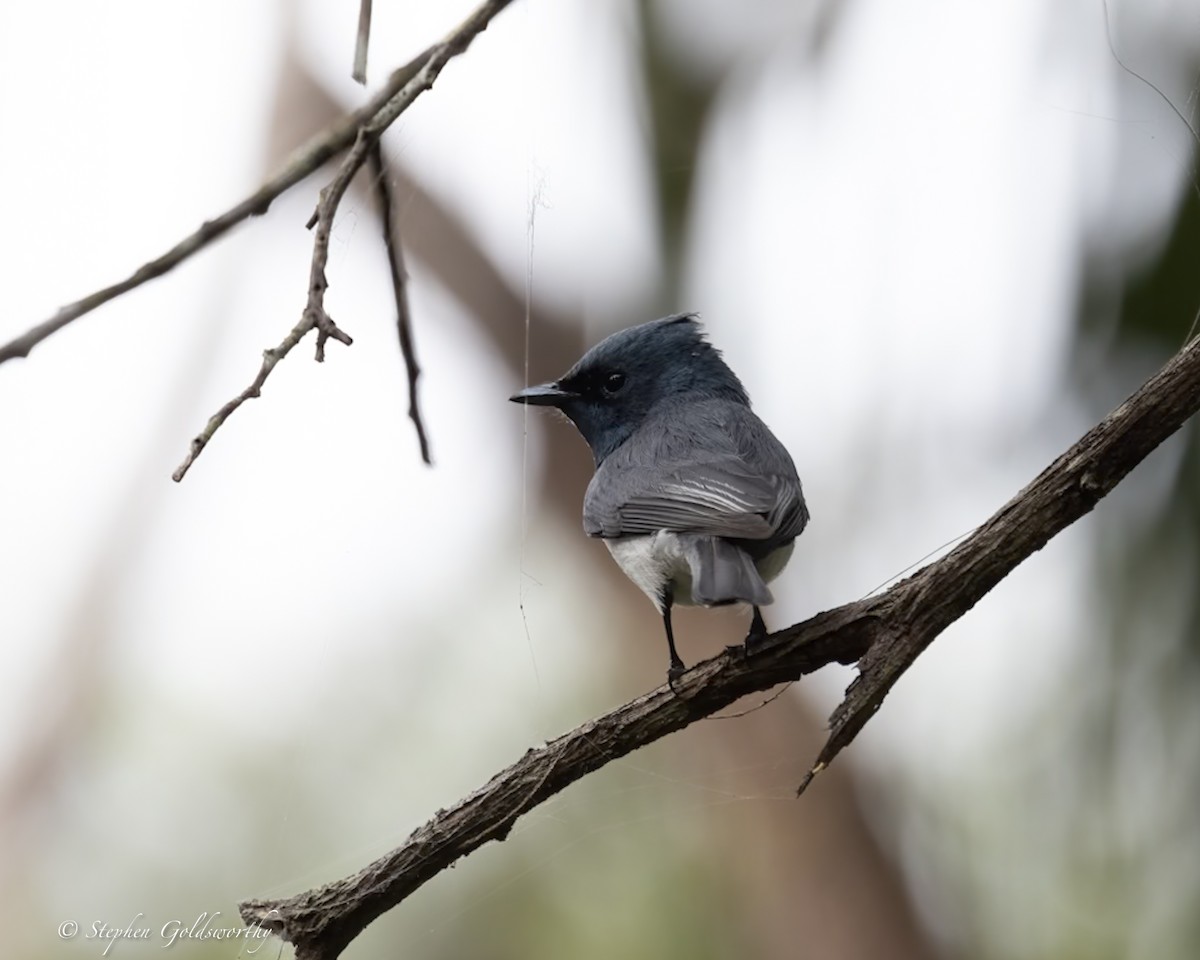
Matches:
[604,534,793,610]
[605,533,693,610]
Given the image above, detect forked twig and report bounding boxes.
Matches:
[172,0,514,480]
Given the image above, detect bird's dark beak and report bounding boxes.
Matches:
[509,382,577,407]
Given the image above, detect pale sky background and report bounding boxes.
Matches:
[1,0,1197,956]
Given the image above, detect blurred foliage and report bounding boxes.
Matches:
[880,59,1200,960]
[1110,183,1200,353]
[1067,163,1200,959]
[974,98,1200,960]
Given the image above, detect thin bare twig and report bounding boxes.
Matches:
[0,49,437,368]
[172,0,516,480]
[240,333,1200,960]
[170,310,351,481]
[368,143,432,464]
[352,0,373,84]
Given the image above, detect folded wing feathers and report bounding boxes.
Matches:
[612,470,790,539]
[662,476,758,513]
[582,400,807,543]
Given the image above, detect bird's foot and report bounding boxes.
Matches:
[742,635,766,658]
[744,606,769,655]
[667,658,687,692]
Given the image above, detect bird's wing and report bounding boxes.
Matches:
[583,402,807,542]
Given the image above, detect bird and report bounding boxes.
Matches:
[510,313,808,684]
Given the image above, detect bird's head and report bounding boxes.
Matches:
[510,313,749,464]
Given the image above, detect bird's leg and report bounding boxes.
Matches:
[662,588,686,686]
[745,605,768,652]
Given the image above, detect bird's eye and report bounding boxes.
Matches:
[603,372,626,394]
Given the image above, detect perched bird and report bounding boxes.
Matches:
[511,314,808,683]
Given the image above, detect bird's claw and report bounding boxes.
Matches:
[744,607,769,655]
[743,630,768,654]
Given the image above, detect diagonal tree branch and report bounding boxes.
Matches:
[171,0,515,480]
[795,332,1199,794]
[0,47,435,367]
[239,332,1200,960]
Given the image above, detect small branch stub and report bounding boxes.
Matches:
[353,0,373,84]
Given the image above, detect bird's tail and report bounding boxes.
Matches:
[685,536,773,607]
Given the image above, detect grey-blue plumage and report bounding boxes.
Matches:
[511,314,808,681]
